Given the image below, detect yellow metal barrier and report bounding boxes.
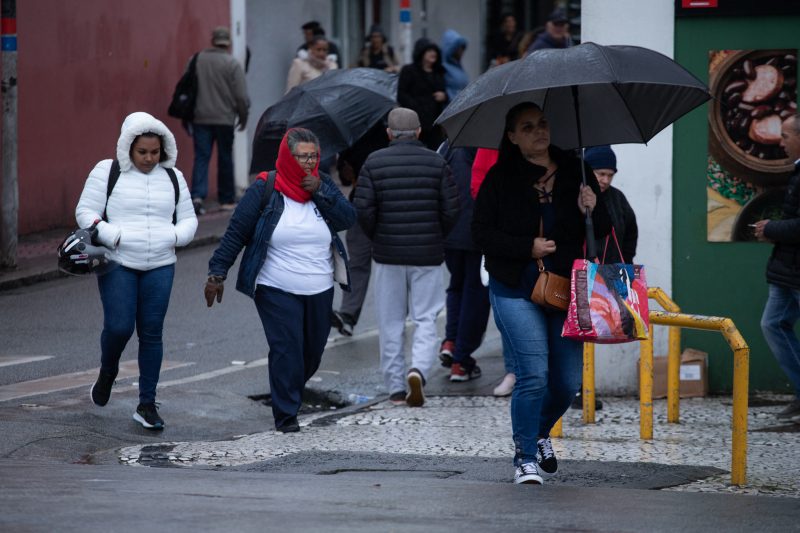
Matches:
[580,287,681,425]
[644,311,750,486]
[647,288,682,423]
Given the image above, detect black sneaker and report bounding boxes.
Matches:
[133,403,164,430]
[776,399,800,420]
[389,391,407,406]
[90,369,117,406]
[536,437,557,479]
[331,311,355,336]
[277,417,300,433]
[570,391,603,410]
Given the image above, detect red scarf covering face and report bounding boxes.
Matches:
[274,129,320,203]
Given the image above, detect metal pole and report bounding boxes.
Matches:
[639,323,654,440]
[398,0,412,65]
[647,287,683,423]
[648,311,750,485]
[582,343,595,424]
[0,0,17,269]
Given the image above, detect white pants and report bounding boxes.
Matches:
[373,262,444,394]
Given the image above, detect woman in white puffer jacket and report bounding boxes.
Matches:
[76,111,197,430]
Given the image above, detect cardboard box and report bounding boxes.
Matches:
[640,348,708,399]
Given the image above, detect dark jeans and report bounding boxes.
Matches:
[191,124,235,204]
[97,264,175,404]
[444,249,491,365]
[254,285,334,429]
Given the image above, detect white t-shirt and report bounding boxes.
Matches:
[256,194,334,295]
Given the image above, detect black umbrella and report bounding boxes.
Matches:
[435,42,710,257]
[250,68,397,173]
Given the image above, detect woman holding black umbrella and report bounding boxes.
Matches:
[472,102,611,484]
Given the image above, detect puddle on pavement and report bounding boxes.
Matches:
[136,444,178,468]
[249,388,349,414]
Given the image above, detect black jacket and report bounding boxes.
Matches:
[472,146,612,285]
[765,164,800,289]
[354,138,460,266]
[397,40,447,136]
[602,186,638,264]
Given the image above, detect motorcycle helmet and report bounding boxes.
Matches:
[57,224,119,276]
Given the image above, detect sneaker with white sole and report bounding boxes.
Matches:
[450,362,482,382]
[514,462,543,484]
[493,372,515,397]
[536,437,557,479]
[133,403,164,430]
[406,368,425,407]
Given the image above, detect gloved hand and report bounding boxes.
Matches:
[89,219,101,245]
[204,275,224,307]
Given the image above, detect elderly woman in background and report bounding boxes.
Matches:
[77,111,198,430]
[205,128,355,433]
[472,102,610,485]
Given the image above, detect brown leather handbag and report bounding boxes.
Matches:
[531,259,570,311]
[529,216,570,311]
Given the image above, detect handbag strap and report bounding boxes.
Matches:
[601,227,625,264]
[536,217,545,272]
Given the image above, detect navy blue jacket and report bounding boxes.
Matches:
[440,142,478,251]
[208,175,356,297]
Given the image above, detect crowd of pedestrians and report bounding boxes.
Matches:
[75,14,800,489]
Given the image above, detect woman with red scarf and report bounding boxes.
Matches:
[204,128,355,433]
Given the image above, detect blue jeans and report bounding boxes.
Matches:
[254,285,334,430]
[444,249,490,365]
[761,283,800,397]
[490,289,583,465]
[97,264,175,404]
[191,124,235,204]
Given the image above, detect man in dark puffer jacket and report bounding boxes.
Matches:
[756,113,800,421]
[354,108,459,408]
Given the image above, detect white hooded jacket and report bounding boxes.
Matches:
[76,112,198,270]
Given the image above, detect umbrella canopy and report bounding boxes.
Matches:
[250,68,397,173]
[435,42,710,150]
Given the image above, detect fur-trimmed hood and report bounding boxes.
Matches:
[116,112,178,172]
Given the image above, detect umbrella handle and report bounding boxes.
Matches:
[578,145,598,260]
[584,210,597,260]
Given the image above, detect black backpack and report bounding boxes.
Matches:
[167,53,199,122]
[103,160,180,224]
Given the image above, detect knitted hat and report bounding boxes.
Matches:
[584,145,617,172]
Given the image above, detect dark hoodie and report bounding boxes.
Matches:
[398,38,448,149]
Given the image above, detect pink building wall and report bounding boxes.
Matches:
[15,0,229,234]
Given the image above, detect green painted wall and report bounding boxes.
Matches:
[674,16,800,393]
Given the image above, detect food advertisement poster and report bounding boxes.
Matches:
[707,49,798,242]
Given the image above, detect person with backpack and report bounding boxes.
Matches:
[204,128,355,433]
[76,111,198,430]
[186,26,250,215]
